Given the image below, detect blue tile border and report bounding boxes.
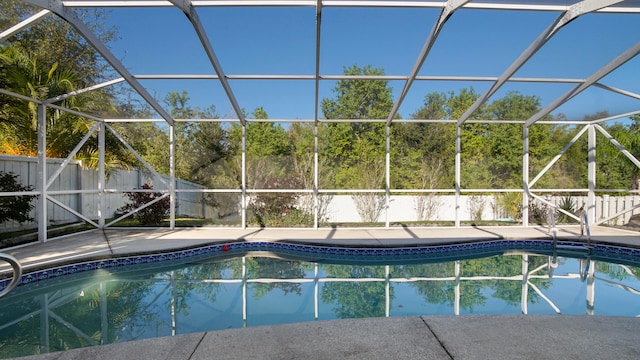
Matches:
[2,239,640,292]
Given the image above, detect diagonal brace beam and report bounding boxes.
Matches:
[0,9,50,41]
[386,0,470,126]
[22,0,175,126]
[170,0,246,125]
[525,41,640,127]
[457,0,624,126]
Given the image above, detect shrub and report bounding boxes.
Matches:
[0,172,36,224]
[557,196,577,223]
[117,184,170,225]
[247,175,312,227]
[528,198,549,225]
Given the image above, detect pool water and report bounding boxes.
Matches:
[0,247,639,358]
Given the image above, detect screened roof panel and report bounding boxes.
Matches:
[198,7,316,74]
[419,9,556,77]
[397,80,494,120]
[512,12,640,79]
[600,56,640,95]
[478,82,576,119]
[231,80,316,119]
[554,85,640,121]
[136,78,233,116]
[3,0,640,125]
[320,7,437,75]
[106,8,213,74]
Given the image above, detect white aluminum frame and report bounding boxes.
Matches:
[0,0,638,241]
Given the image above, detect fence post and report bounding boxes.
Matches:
[602,194,609,225]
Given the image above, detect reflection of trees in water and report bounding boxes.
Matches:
[473,255,551,306]
[393,262,486,312]
[321,264,390,319]
[0,279,154,358]
[168,260,233,316]
[595,261,640,281]
[395,255,553,312]
[244,257,308,299]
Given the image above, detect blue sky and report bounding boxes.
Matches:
[102,5,640,122]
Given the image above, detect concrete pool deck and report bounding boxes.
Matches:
[2,225,640,359]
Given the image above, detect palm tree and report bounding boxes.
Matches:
[0,45,130,174]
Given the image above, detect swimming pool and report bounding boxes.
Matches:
[0,240,639,358]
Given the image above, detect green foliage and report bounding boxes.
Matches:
[247,177,313,227]
[321,64,394,120]
[495,193,522,220]
[0,172,36,224]
[596,116,640,190]
[557,196,576,224]
[117,184,170,225]
[319,65,391,228]
[246,257,306,299]
[321,264,389,318]
[1,2,125,166]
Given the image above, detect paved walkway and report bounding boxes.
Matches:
[3,225,640,274]
[2,225,640,359]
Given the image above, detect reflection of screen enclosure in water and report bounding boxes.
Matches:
[1,252,639,358]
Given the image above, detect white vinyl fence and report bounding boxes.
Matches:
[1,155,215,232]
[320,194,640,224]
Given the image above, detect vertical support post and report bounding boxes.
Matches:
[77,160,83,221]
[588,125,597,222]
[454,260,460,315]
[314,124,319,229]
[37,104,47,243]
[169,125,175,229]
[241,124,246,229]
[523,125,530,227]
[98,121,105,228]
[385,125,391,229]
[521,254,529,314]
[455,124,461,227]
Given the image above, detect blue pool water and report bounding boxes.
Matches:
[0,240,639,358]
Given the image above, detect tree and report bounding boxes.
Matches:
[0,172,36,224]
[393,91,459,189]
[320,64,394,222]
[321,264,390,318]
[596,113,640,190]
[288,122,334,223]
[228,107,311,226]
[1,2,146,179]
[0,45,130,177]
[1,0,117,85]
[164,91,229,183]
[0,45,78,155]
